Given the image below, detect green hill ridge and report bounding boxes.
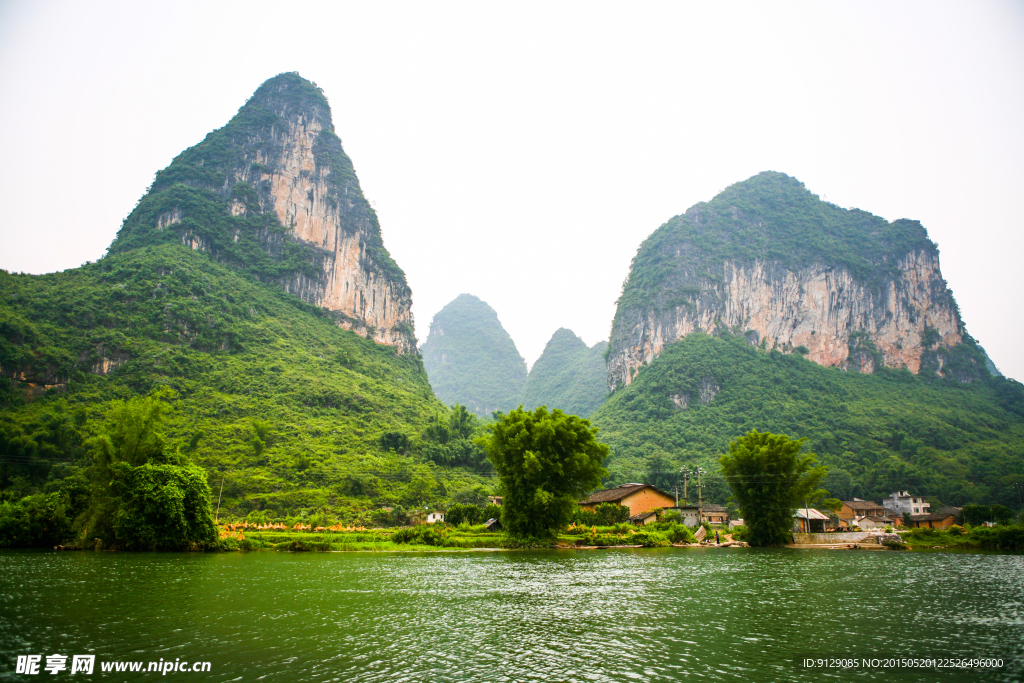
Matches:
[522,329,608,417]
[595,171,1023,508]
[420,294,526,417]
[591,333,1024,508]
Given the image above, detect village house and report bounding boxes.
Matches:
[409,510,445,526]
[488,496,503,507]
[906,511,958,529]
[579,483,676,517]
[426,511,445,524]
[839,499,901,529]
[882,491,931,516]
[700,503,730,525]
[671,505,702,527]
[629,510,658,526]
[792,508,830,533]
[664,504,730,526]
[839,499,887,521]
[854,515,899,530]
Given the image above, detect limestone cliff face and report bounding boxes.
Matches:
[111,73,415,352]
[608,172,980,390]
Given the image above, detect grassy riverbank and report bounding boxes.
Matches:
[901,524,1024,551]
[215,519,701,552]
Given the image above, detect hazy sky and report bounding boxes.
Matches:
[1,1,1022,380]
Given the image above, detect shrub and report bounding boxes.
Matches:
[571,508,598,526]
[391,524,448,546]
[595,503,631,526]
[631,530,670,547]
[664,523,696,544]
[948,524,964,536]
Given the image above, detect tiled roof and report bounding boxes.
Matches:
[910,512,956,522]
[581,483,668,504]
[793,508,831,520]
[700,504,728,513]
[842,500,883,511]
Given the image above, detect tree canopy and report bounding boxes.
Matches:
[480,406,608,541]
[79,391,216,550]
[719,430,826,547]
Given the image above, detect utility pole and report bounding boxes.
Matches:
[697,467,705,522]
[1014,483,1023,511]
[215,477,225,524]
[683,469,690,506]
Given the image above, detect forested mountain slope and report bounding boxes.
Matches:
[0,246,486,520]
[521,329,607,417]
[592,329,1024,508]
[593,171,1019,508]
[0,74,490,533]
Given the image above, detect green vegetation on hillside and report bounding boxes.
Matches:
[591,333,1024,508]
[522,329,608,417]
[420,294,526,417]
[0,245,493,545]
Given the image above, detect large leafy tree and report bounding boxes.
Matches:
[80,390,216,550]
[719,430,826,547]
[481,406,607,540]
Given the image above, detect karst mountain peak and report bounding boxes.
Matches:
[109,72,416,352]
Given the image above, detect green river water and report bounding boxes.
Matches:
[1,548,1021,682]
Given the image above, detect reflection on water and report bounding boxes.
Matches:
[1,548,1022,682]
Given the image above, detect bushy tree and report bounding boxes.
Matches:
[594,502,630,525]
[79,391,217,549]
[452,484,491,506]
[109,462,217,550]
[481,503,501,522]
[719,430,826,547]
[445,503,482,526]
[961,504,990,526]
[480,406,607,540]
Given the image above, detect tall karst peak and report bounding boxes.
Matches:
[420,294,527,417]
[608,170,985,389]
[109,72,415,352]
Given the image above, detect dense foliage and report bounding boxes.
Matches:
[481,406,608,540]
[420,294,527,417]
[521,329,608,417]
[0,245,494,541]
[591,333,1024,508]
[719,430,826,547]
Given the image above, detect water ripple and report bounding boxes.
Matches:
[0,549,1021,682]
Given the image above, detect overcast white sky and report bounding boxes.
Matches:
[1,1,1022,380]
